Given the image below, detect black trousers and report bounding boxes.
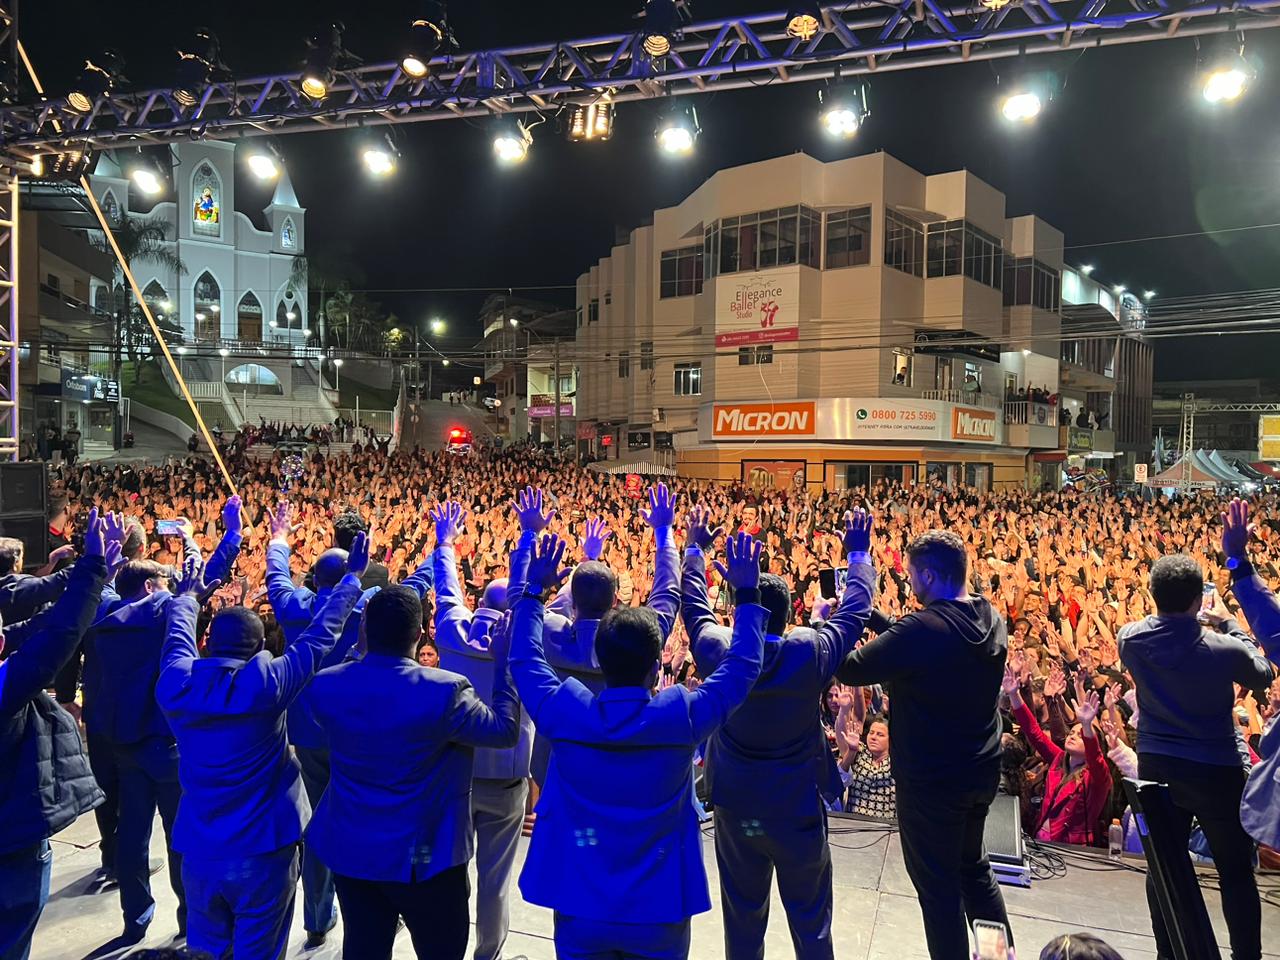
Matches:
[713,802,834,960]
[86,728,119,875]
[895,780,1011,960]
[1138,753,1260,960]
[333,863,470,960]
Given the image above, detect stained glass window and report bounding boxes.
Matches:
[192,162,221,237]
[281,217,296,250]
[101,190,120,225]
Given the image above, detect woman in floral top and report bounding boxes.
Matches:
[835,696,897,820]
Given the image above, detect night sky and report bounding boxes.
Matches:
[20,2,1280,387]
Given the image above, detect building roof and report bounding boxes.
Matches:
[269,168,301,209]
[92,151,124,179]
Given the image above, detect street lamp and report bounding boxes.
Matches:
[430,318,445,335]
[333,357,344,393]
[218,347,229,384]
[177,345,188,380]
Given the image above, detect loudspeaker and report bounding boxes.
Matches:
[984,793,1031,887]
[0,462,47,515]
[0,462,49,568]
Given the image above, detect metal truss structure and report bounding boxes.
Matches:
[1,0,1279,150]
[0,3,19,459]
[1177,393,1280,486]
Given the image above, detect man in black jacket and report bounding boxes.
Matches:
[837,530,1011,960]
[333,510,390,590]
[0,511,110,960]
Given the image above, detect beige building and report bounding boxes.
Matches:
[575,151,1146,492]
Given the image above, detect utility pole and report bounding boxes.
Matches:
[414,326,421,402]
[553,337,562,458]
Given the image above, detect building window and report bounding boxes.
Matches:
[604,292,612,306]
[825,206,872,268]
[281,217,297,250]
[640,341,654,371]
[618,351,631,379]
[576,306,584,328]
[892,348,912,386]
[660,246,704,298]
[674,362,702,396]
[738,345,773,365]
[963,361,983,392]
[101,189,121,226]
[927,219,1002,289]
[193,271,221,340]
[885,209,924,277]
[1003,257,1060,310]
[237,292,263,341]
[710,206,821,276]
[588,300,599,324]
[191,162,222,238]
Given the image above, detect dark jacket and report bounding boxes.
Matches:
[0,566,74,625]
[837,597,1008,789]
[1118,611,1274,767]
[683,547,874,817]
[0,556,107,854]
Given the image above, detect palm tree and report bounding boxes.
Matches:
[96,216,188,382]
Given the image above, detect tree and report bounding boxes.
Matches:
[95,216,188,383]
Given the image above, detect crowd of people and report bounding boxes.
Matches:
[1,441,1278,960]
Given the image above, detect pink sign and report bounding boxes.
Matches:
[715,326,800,348]
[529,403,574,418]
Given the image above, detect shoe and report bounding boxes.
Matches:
[88,867,117,892]
[304,930,328,949]
[148,857,165,876]
[121,922,149,946]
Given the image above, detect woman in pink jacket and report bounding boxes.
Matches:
[1003,666,1112,846]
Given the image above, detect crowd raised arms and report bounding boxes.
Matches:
[1,442,1279,959]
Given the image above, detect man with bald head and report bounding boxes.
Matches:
[263,500,430,947]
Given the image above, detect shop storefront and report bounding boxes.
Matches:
[35,369,120,452]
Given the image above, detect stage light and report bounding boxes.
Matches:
[129,151,168,196]
[818,79,869,138]
[567,100,615,142]
[1113,285,1126,295]
[493,119,533,164]
[509,318,519,327]
[1200,50,1252,103]
[657,102,699,155]
[302,23,346,101]
[67,51,124,114]
[403,2,452,78]
[24,142,95,182]
[980,0,1013,8]
[1001,91,1042,122]
[430,318,446,334]
[1143,290,1156,300]
[361,133,399,177]
[786,1,823,40]
[1080,264,1095,276]
[641,0,678,57]
[246,150,280,181]
[174,29,227,108]
[442,359,450,367]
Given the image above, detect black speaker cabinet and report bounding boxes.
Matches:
[0,462,47,515]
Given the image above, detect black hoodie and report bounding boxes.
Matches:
[837,597,1007,790]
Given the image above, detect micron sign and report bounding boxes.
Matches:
[713,402,817,438]
[951,407,998,442]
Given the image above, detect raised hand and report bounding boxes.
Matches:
[1104,682,1121,711]
[431,501,469,545]
[713,531,763,593]
[105,541,125,578]
[222,494,243,536]
[582,517,612,560]
[686,504,724,552]
[512,486,555,534]
[1222,497,1254,562]
[269,501,298,541]
[103,510,127,546]
[175,554,219,599]
[1076,689,1101,729]
[1001,663,1021,698]
[527,534,573,593]
[47,544,77,566]
[346,530,371,577]
[842,508,874,556]
[489,610,512,665]
[641,482,676,529]
[1044,666,1067,699]
[82,508,105,558]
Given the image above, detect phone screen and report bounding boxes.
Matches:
[1201,584,1217,612]
[156,520,184,537]
[973,920,1009,960]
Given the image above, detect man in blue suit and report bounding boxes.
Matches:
[157,532,369,960]
[512,529,767,960]
[88,496,245,945]
[683,507,874,960]
[305,581,521,960]
[431,499,534,960]
[264,500,432,949]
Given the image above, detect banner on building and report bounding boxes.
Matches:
[576,422,595,440]
[529,402,574,419]
[627,430,652,451]
[950,407,998,443]
[715,269,799,349]
[624,474,644,498]
[742,460,806,493]
[1068,427,1094,453]
[701,397,1007,445]
[711,401,817,439]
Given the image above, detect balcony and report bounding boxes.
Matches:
[921,388,1002,410]
[1003,401,1060,449]
[1064,425,1116,457]
[39,285,113,333]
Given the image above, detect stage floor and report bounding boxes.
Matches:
[32,812,1280,959]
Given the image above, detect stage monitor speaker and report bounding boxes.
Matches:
[1123,778,1218,960]
[0,462,47,515]
[984,793,1031,887]
[0,515,50,568]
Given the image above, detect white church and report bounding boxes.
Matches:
[88,142,332,426]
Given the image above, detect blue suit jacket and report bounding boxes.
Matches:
[1232,564,1280,663]
[433,541,534,780]
[156,575,362,857]
[511,592,766,924]
[684,548,874,816]
[305,651,520,882]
